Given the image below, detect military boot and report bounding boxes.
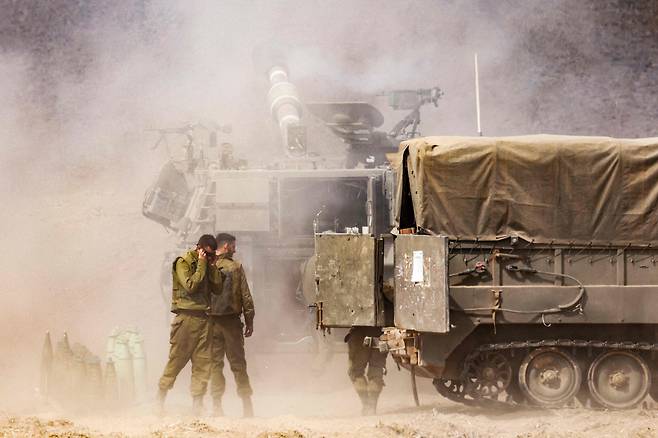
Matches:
[365,379,383,415]
[192,395,204,416]
[365,391,380,415]
[241,395,254,418]
[352,376,370,415]
[212,397,224,416]
[361,394,376,416]
[156,388,167,416]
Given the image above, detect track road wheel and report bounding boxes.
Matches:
[433,378,467,402]
[464,352,512,400]
[587,350,650,409]
[518,347,581,407]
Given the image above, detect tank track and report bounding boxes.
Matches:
[433,339,658,410]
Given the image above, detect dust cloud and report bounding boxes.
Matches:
[0,0,657,433]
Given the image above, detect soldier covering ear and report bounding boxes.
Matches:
[157,234,222,416]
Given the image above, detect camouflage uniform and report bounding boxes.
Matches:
[158,250,222,397]
[346,326,388,415]
[209,253,255,401]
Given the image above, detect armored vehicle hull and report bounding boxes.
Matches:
[315,135,658,409]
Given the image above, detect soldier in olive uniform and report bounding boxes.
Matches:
[345,326,387,415]
[157,234,222,415]
[209,233,255,417]
[345,282,392,415]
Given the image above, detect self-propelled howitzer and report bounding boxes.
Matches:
[141,55,441,352]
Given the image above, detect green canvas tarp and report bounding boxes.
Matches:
[397,135,658,246]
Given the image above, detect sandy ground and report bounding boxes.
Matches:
[3,350,658,438]
[3,399,658,438]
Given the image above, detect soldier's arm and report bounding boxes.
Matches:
[239,265,255,326]
[175,257,207,293]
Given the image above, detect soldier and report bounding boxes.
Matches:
[209,233,255,417]
[345,326,388,415]
[157,234,222,415]
[347,281,392,415]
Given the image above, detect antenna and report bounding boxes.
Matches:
[474,53,483,136]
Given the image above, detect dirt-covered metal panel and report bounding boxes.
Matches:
[395,234,449,333]
[315,234,381,327]
[213,175,271,231]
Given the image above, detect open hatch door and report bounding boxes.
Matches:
[394,234,450,333]
[314,234,384,328]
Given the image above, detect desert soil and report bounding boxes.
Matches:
[3,400,658,438]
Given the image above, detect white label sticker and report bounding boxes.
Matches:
[411,250,424,283]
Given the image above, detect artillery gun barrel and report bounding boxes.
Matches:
[266,64,305,156]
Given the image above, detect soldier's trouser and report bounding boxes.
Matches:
[347,327,388,399]
[158,313,211,397]
[210,315,253,398]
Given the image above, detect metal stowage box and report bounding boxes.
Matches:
[314,234,385,327]
[394,234,450,333]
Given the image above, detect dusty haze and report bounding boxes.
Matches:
[0,0,657,423]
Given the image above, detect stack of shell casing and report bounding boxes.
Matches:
[39,329,146,412]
